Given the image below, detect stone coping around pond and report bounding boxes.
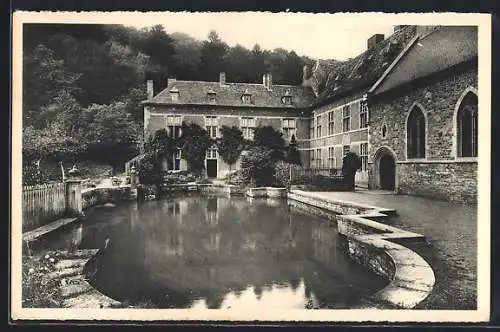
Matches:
[246,187,288,198]
[41,249,122,308]
[287,190,435,309]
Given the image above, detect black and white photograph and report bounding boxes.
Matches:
[10,11,491,322]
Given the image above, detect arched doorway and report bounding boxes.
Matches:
[379,154,395,190]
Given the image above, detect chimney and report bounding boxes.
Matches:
[263,73,272,90]
[367,34,385,50]
[146,80,154,99]
[219,72,226,86]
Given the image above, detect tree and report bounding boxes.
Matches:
[217,126,245,172]
[253,126,286,161]
[342,151,361,191]
[179,123,213,176]
[23,44,81,128]
[199,30,229,80]
[83,102,140,171]
[286,135,302,165]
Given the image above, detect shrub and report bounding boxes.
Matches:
[240,147,275,186]
[224,170,247,186]
[273,161,300,188]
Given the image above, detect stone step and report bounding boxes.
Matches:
[57,249,100,259]
[62,289,122,308]
[54,258,88,270]
[45,266,83,280]
[60,281,94,299]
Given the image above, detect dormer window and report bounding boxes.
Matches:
[170,87,179,102]
[241,89,252,104]
[207,89,216,103]
[282,90,293,105]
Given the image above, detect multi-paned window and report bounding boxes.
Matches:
[316,115,322,138]
[328,147,336,168]
[309,118,315,139]
[316,148,322,168]
[205,116,218,138]
[310,149,315,167]
[207,92,216,103]
[168,148,182,171]
[360,143,368,172]
[328,111,335,135]
[342,105,351,132]
[282,118,296,140]
[457,92,478,158]
[343,145,350,156]
[207,147,218,159]
[241,93,252,104]
[360,100,369,128]
[174,149,181,171]
[166,115,182,138]
[241,117,256,140]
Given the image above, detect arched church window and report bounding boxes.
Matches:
[457,92,478,157]
[407,105,426,159]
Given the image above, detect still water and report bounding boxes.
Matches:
[35,195,387,309]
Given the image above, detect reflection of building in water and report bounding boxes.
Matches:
[208,232,221,253]
[310,223,337,269]
[266,198,281,207]
[205,197,219,225]
[128,201,139,231]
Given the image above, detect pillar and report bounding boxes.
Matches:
[65,179,83,216]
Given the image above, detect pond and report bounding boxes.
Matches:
[32,195,387,309]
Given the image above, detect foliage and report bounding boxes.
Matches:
[179,123,213,176]
[22,253,64,308]
[217,126,245,171]
[253,126,286,162]
[138,152,162,186]
[239,147,275,186]
[144,128,176,160]
[82,102,140,170]
[273,161,300,188]
[342,151,362,176]
[22,24,314,170]
[286,134,302,165]
[22,162,48,186]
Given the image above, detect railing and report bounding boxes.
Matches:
[291,167,342,184]
[125,153,145,175]
[22,182,66,232]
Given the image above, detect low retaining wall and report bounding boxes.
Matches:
[82,185,135,210]
[246,187,287,198]
[288,190,435,309]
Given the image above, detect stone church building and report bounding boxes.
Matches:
[140,25,478,204]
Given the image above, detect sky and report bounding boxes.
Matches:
[126,12,396,61]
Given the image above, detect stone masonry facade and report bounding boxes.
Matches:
[368,66,478,204]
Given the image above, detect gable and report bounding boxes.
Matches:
[370,26,478,96]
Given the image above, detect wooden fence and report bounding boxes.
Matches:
[22,182,66,232]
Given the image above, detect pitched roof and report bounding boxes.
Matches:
[370,26,478,95]
[143,79,315,109]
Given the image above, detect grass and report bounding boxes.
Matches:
[22,252,64,308]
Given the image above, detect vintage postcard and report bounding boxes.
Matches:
[10,11,491,323]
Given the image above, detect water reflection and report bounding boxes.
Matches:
[74,196,387,309]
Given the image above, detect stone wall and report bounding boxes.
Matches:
[368,65,478,203]
[81,186,133,210]
[397,161,477,204]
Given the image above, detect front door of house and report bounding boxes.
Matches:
[379,154,395,191]
[207,159,217,178]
